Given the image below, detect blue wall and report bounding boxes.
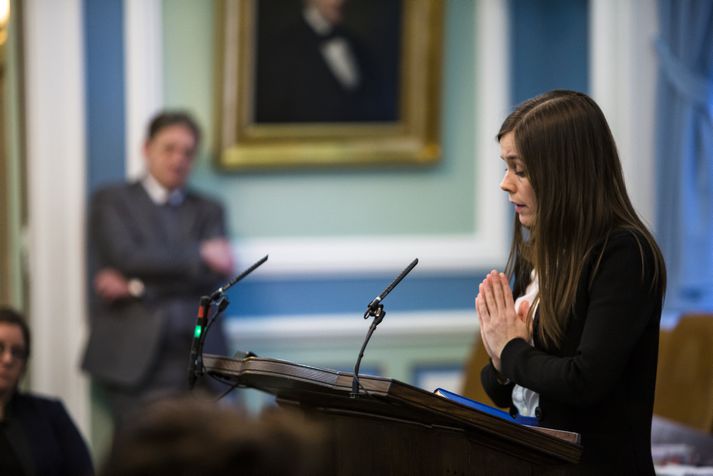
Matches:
[510,0,590,104]
[84,0,126,192]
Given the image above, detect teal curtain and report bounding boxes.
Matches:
[655,0,713,310]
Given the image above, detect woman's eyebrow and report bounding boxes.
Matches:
[500,154,521,162]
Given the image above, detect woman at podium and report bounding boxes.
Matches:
[477,90,666,474]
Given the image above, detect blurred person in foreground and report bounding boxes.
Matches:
[81,111,234,426]
[0,307,93,476]
[99,396,328,476]
[477,90,666,474]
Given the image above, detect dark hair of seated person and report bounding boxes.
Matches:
[99,396,329,476]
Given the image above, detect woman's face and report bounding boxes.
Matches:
[0,323,27,398]
[499,131,537,228]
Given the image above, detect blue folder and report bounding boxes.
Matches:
[434,387,538,426]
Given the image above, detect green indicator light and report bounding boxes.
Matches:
[194,325,202,338]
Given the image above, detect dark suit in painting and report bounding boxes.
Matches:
[256,14,398,123]
[81,181,229,423]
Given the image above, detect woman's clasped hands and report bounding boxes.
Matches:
[476,270,532,371]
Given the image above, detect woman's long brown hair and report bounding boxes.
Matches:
[498,90,666,349]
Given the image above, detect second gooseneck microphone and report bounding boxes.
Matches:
[351,258,419,398]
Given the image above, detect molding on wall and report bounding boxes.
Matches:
[590,0,658,229]
[24,0,89,435]
[225,310,478,343]
[124,0,163,181]
[233,0,510,275]
[233,231,506,276]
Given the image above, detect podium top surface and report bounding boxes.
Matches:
[203,354,582,464]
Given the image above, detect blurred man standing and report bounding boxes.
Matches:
[82,111,234,425]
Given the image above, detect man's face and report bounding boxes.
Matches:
[143,124,197,191]
[309,0,348,25]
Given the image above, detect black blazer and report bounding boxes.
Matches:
[482,231,662,475]
[2,392,93,476]
[82,182,229,387]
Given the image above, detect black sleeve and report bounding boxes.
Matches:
[499,233,660,407]
[48,400,94,476]
[481,360,516,408]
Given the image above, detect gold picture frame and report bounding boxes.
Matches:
[214,0,444,170]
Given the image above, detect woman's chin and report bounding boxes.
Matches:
[518,215,534,228]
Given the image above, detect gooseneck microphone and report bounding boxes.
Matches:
[188,254,269,389]
[364,258,419,318]
[351,258,419,398]
[210,254,269,301]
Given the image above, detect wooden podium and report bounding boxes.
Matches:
[203,354,582,475]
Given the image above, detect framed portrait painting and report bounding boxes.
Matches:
[215,0,444,170]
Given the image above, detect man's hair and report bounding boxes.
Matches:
[0,307,30,360]
[146,110,201,146]
[99,398,328,476]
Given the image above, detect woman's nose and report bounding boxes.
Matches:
[500,171,515,193]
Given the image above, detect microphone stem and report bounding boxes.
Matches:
[351,308,383,397]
